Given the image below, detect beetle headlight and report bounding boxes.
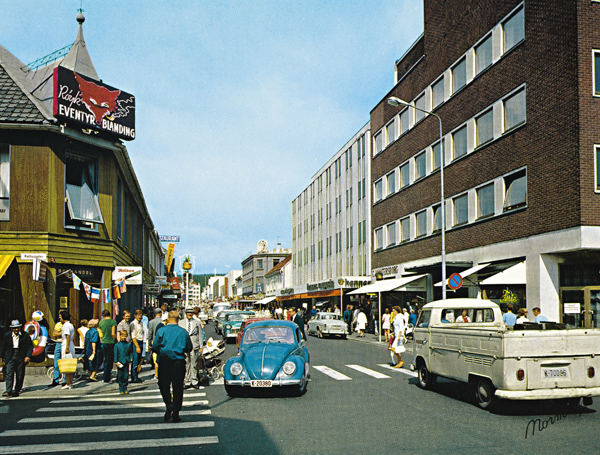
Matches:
[225,324,231,329]
[230,362,243,376]
[282,361,296,375]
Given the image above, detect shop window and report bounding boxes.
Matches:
[453,194,468,226]
[504,169,527,210]
[477,183,495,219]
[65,152,103,230]
[475,34,493,74]
[0,144,10,221]
[503,7,524,53]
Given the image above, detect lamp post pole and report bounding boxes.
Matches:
[387,97,446,300]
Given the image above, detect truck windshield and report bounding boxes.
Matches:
[416,310,431,328]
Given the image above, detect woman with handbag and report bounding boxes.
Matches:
[58,311,76,389]
[391,307,406,369]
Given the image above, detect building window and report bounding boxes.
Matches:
[116,179,122,238]
[503,7,524,53]
[123,191,129,247]
[594,52,600,96]
[358,221,362,244]
[432,77,444,108]
[432,141,442,170]
[452,126,468,160]
[504,88,526,131]
[64,152,103,230]
[453,194,468,226]
[416,211,427,238]
[358,181,362,200]
[433,205,442,232]
[401,217,410,242]
[374,131,383,155]
[386,119,396,146]
[400,109,410,135]
[415,93,427,123]
[400,163,410,188]
[375,179,383,202]
[386,171,396,196]
[375,228,383,250]
[0,144,10,221]
[362,221,367,245]
[387,222,396,246]
[504,169,527,210]
[452,58,466,93]
[475,34,493,74]
[415,152,426,180]
[350,226,353,248]
[597,147,600,192]
[476,110,494,147]
[362,178,366,198]
[477,183,495,219]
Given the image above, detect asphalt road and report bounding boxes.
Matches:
[1,322,599,455]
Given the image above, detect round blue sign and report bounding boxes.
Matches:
[448,273,463,290]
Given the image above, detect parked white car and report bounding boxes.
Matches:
[307,312,348,339]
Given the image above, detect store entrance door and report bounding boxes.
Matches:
[560,287,600,328]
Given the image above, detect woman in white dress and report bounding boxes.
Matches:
[59,310,76,389]
[391,307,406,368]
[356,309,368,337]
[381,308,391,342]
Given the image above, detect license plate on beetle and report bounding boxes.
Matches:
[251,380,272,387]
[543,368,568,378]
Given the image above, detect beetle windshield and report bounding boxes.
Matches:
[243,326,295,344]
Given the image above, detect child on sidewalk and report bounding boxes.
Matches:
[114,330,132,394]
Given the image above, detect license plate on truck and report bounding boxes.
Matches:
[543,368,568,378]
[251,380,272,387]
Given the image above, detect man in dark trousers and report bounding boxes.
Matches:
[289,307,307,340]
[152,311,192,423]
[0,320,33,397]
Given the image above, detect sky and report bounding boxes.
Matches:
[2,0,424,274]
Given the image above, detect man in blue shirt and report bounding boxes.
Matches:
[503,304,517,327]
[152,311,192,423]
[533,307,548,323]
[408,309,417,326]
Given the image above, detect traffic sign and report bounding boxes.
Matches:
[448,273,463,290]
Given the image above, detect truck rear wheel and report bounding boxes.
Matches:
[417,363,436,389]
[475,378,495,409]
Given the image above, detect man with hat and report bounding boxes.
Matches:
[179,307,203,388]
[0,320,33,397]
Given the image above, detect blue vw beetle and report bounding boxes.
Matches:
[224,320,310,396]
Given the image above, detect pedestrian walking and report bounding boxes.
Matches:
[179,308,203,388]
[114,330,133,394]
[49,320,65,387]
[391,307,406,368]
[289,307,307,340]
[356,308,367,337]
[98,309,117,383]
[0,320,33,397]
[117,311,132,342]
[147,308,165,380]
[77,319,88,349]
[343,305,353,333]
[130,310,144,383]
[382,308,391,343]
[59,310,75,389]
[533,307,548,323]
[84,319,101,382]
[152,311,192,423]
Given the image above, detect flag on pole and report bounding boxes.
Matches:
[72,274,81,290]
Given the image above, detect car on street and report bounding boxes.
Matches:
[224,319,310,397]
[215,310,236,335]
[222,310,256,343]
[307,312,348,338]
[236,317,272,348]
[211,303,232,322]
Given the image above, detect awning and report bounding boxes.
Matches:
[348,274,427,295]
[434,263,490,287]
[255,296,277,305]
[480,262,526,285]
[0,255,15,280]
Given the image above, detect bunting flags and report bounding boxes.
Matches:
[72,274,81,290]
[113,300,119,316]
[83,283,92,300]
[68,270,130,306]
[90,287,100,304]
[113,285,121,300]
[103,288,111,304]
[119,278,127,294]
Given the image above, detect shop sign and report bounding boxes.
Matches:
[56,265,100,279]
[280,288,294,295]
[165,244,175,273]
[373,265,399,278]
[53,66,135,141]
[159,235,180,242]
[162,294,178,299]
[339,278,371,288]
[113,266,142,285]
[155,276,167,285]
[563,303,581,314]
[21,253,47,261]
[0,198,8,221]
[307,280,335,291]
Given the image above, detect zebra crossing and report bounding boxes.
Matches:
[313,363,417,381]
[0,383,219,454]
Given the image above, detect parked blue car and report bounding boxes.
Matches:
[224,320,310,397]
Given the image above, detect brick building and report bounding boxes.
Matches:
[370,0,600,326]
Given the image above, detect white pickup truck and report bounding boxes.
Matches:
[412,298,600,409]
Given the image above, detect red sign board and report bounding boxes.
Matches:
[448,273,463,290]
[53,66,135,140]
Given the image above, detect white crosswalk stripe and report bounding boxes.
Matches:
[346,364,391,379]
[1,375,219,453]
[313,365,352,380]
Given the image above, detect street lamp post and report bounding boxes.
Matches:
[387,97,446,300]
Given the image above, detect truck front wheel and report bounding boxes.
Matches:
[417,363,436,389]
[475,378,496,409]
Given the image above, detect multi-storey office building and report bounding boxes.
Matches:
[370,0,600,327]
[286,123,372,311]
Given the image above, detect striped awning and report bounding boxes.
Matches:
[0,255,15,280]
